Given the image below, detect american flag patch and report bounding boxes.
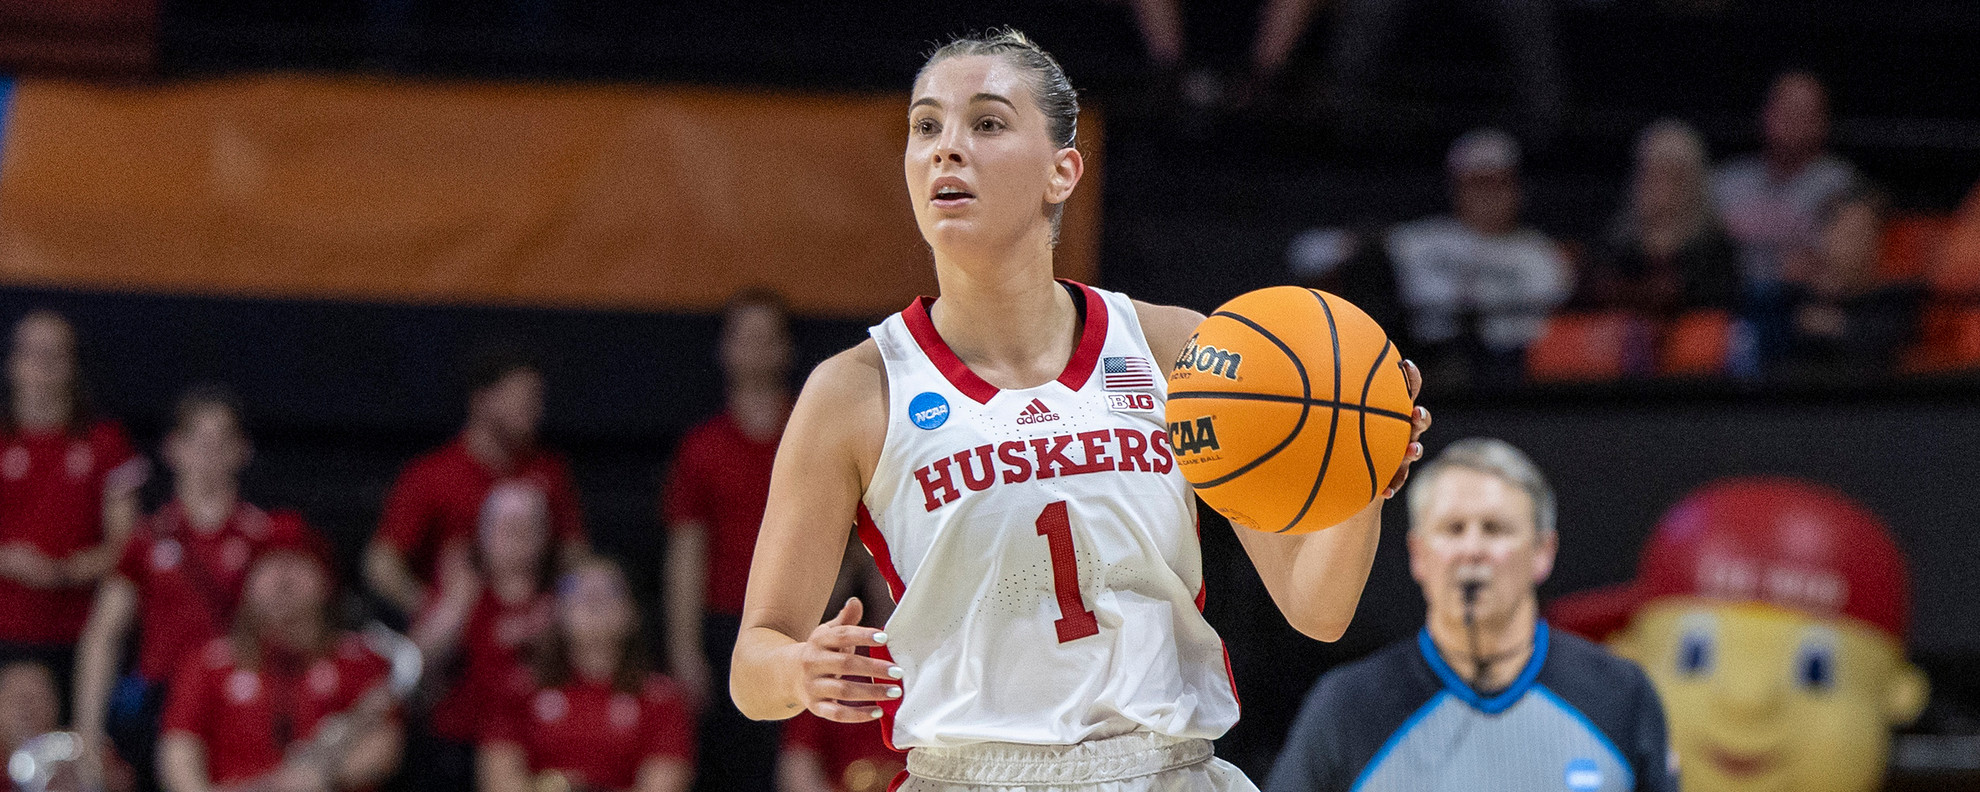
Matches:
[1102,356,1157,390]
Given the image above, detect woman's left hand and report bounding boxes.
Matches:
[1380,359,1432,500]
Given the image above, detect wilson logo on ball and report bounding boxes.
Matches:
[1161,287,1414,535]
[1172,336,1243,380]
[1166,416,1221,456]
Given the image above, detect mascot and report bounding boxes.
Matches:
[1550,477,1927,792]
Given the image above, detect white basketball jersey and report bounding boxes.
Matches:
[858,281,1241,750]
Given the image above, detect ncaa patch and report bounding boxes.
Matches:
[909,392,950,430]
[1564,758,1602,791]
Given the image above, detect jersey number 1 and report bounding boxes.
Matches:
[1035,501,1100,643]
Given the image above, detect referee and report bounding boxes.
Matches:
[1265,438,1676,792]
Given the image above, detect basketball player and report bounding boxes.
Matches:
[731,30,1431,791]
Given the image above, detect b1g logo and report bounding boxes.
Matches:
[1167,416,1221,455]
[1172,335,1242,380]
[1107,392,1156,413]
[909,392,950,430]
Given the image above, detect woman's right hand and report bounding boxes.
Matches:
[786,598,902,723]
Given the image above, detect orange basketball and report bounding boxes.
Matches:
[1164,287,1414,534]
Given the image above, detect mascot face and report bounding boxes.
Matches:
[1553,478,1930,792]
[1622,600,1924,792]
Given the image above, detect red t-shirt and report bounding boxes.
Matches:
[662,414,780,615]
[114,502,317,682]
[783,713,905,792]
[375,437,583,585]
[0,420,143,644]
[427,590,552,742]
[160,636,394,788]
[483,675,695,792]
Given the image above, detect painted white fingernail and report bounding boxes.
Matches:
[869,708,884,719]
[887,666,904,679]
[887,686,902,698]
[872,632,889,645]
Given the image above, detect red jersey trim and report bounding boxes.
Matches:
[1190,512,1238,709]
[852,503,905,753]
[854,505,905,603]
[898,279,1110,405]
[869,642,903,754]
[1221,642,1241,710]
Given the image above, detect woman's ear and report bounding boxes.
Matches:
[1046,147,1083,206]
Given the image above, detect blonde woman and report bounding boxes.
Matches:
[1577,120,1740,317]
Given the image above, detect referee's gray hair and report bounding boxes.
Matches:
[1405,437,1556,536]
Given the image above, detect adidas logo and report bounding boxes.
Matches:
[1015,398,1061,425]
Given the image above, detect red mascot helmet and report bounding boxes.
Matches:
[1550,476,1909,640]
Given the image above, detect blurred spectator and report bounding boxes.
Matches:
[1323,0,1563,135]
[1942,177,1980,281]
[73,386,318,792]
[1102,0,1327,109]
[1778,184,1922,378]
[406,482,557,792]
[1575,120,1741,318]
[1,661,61,770]
[661,290,793,791]
[1287,221,1409,335]
[1111,0,1186,75]
[1712,71,1859,365]
[158,544,404,792]
[364,347,585,620]
[0,310,146,719]
[1387,129,1572,389]
[777,714,901,792]
[479,558,694,792]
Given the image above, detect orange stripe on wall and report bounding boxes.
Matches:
[0,74,1100,316]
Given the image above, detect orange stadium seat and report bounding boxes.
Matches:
[1657,310,1734,377]
[1527,312,1639,382]
[1901,305,1980,373]
[1879,214,1951,285]
[1895,211,1980,372]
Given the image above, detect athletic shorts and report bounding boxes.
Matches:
[894,731,1260,792]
